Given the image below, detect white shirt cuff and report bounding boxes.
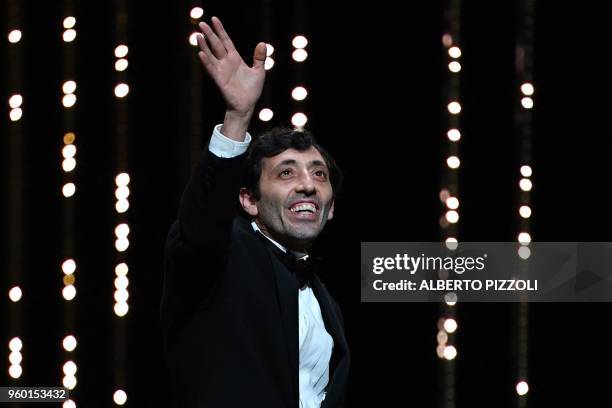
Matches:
[208,124,252,158]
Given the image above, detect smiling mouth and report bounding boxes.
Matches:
[289,202,317,214]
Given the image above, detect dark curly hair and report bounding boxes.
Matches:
[242,127,343,200]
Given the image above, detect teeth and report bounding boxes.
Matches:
[290,203,316,213]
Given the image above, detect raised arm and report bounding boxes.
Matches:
[162,18,266,335]
[196,16,266,140]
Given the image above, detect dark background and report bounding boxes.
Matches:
[2,0,611,406]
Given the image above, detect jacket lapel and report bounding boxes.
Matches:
[311,275,350,408]
[270,248,300,407]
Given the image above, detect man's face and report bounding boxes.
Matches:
[241,146,335,251]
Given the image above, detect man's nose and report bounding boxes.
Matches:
[295,172,316,195]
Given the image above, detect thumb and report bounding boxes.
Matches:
[252,42,267,70]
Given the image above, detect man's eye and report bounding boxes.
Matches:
[314,170,328,178]
[280,169,292,177]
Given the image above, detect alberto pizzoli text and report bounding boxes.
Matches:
[373,279,538,292]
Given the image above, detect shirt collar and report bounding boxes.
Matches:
[251,221,308,261]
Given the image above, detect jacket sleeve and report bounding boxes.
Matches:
[161,147,246,342]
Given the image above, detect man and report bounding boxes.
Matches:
[161,17,350,407]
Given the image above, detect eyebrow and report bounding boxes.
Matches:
[275,159,328,169]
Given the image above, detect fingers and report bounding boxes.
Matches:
[198,21,227,59]
[252,42,267,70]
[211,16,237,53]
[196,34,217,71]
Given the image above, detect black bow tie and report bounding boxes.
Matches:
[255,231,321,288]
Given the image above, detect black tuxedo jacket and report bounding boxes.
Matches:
[162,149,350,407]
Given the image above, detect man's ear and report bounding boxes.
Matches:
[327,200,335,221]
[239,187,259,217]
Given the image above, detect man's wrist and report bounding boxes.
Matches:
[220,109,253,142]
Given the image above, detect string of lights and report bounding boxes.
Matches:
[188,4,205,167]
[437,1,462,407]
[112,0,130,405]
[514,0,536,405]
[258,1,275,125]
[60,1,78,406]
[6,0,24,384]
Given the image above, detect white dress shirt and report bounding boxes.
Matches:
[209,125,334,408]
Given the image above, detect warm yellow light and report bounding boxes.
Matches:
[258,108,273,122]
[63,274,75,286]
[291,113,308,128]
[114,83,129,98]
[190,7,204,19]
[292,49,308,62]
[291,86,308,101]
[9,94,23,108]
[9,286,22,302]
[115,58,128,72]
[115,45,129,58]
[63,29,77,42]
[64,132,76,144]
[292,35,308,49]
[8,30,22,43]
